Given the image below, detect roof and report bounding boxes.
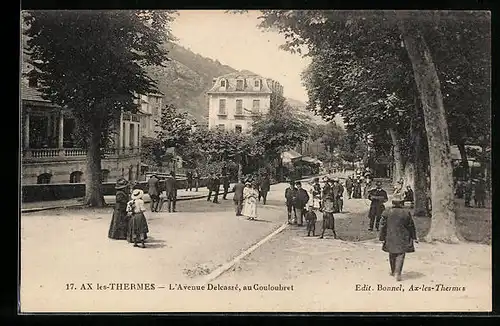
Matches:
[20,84,52,103]
[281,150,302,163]
[207,70,274,94]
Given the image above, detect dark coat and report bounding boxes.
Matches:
[147,176,160,196]
[212,177,221,191]
[379,208,417,254]
[232,182,245,201]
[345,178,353,190]
[164,176,177,196]
[222,175,230,189]
[285,187,297,205]
[260,178,271,192]
[294,188,310,208]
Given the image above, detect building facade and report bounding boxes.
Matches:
[206,71,284,133]
[138,93,163,138]
[21,81,144,185]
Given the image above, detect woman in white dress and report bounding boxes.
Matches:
[242,181,259,220]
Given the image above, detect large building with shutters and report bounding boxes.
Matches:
[206,70,283,133]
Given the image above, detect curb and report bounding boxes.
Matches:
[197,222,289,285]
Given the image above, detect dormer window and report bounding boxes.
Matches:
[220,79,226,87]
[254,80,260,88]
[236,79,244,91]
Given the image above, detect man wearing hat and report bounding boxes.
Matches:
[232,179,246,216]
[161,171,177,212]
[147,174,160,212]
[294,181,310,226]
[285,181,298,224]
[367,181,388,231]
[221,173,231,200]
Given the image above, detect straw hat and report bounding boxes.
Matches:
[115,178,129,190]
[131,189,144,200]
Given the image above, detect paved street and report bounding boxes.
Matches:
[20,178,491,312]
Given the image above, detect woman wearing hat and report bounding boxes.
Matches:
[242,181,259,220]
[379,200,418,281]
[126,189,149,248]
[108,178,130,240]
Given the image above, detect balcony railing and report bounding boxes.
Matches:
[23,147,140,159]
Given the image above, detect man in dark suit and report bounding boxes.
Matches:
[207,173,215,202]
[368,181,388,231]
[379,200,418,281]
[285,181,297,224]
[232,179,245,216]
[147,174,160,212]
[186,170,193,191]
[294,181,310,226]
[163,171,177,212]
[212,173,221,204]
[222,174,230,200]
[258,174,271,205]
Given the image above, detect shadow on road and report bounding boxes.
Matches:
[401,271,425,281]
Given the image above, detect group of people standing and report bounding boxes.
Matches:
[456,178,487,208]
[231,174,271,221]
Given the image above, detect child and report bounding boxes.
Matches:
[126,189,149,248]
[304,205,317,237]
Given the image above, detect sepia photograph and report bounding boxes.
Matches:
[19,9,491,313]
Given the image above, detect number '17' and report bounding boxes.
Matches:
[66,283,75,290]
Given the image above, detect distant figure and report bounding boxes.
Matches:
[345,176,353,199]
[393,180,404,202]
[242,181,259,220]
[352,178,362,199]
[258,174,271,205]
[464,179,473,207]
[108,178,130,240]
[474,178,486,208]
[294,181,310,227]
[186,170,193,191]
[320,185,337,239]
[126,189,149,248]
[206,173,215,202]
[193,169,200,192]
[311,178,322,210]
[379,200,418,282]
[367,181,388,231]
[305,205,317,237]
[212,173,221,204]
[161,171,177,212]
[403,185,414,207]
[222,174,230,200]
[332,178,344,213]
[232,179,245,216]
[285,181,298,224]
[147,174,160,212]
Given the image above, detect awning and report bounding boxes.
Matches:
[281,150,302,164]
[301,156,321,165]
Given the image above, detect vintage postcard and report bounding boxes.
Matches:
[20,9,491,312]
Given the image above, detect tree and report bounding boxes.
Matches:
[320,122,345,154]
[24,10,176,206]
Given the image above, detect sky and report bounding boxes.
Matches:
[169,10,311,103]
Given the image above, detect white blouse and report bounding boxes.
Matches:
[127,199,147,214]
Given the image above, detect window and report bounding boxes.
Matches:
[236,79,244,90]
[220,79,226,87]
[69,171,83,183]
[218,99,226,115]
[235,99,243,115]
[37,173,52,184]
[217,124,225,130]
[235,125,242,133]
[254,80,260,88]
[128,166,134,181]
[101,169,110,183]
[252,100,260,113]
[129,123,135,148]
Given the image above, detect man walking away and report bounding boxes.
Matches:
[232,179,245,216]
[147,174,160,212]
[222,174,230,200]
[345,176,353,199]
[285,181,297,224]
[193,169,200,192]
[367,181,388,231]
[164,171,177,212]
[212,173,221,204]
[186,170,193,191]
[259,174,271,205]
[294,181,310,227]
[207,173,215,202]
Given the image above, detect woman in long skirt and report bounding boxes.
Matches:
[319,191,337,239]
[242,181,259,220]
[127,189,149,248]
[108,178,130,240]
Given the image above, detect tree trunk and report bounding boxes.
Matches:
[413,119,430,217]
[84,125,105,207]
[457,141,469,180]
[398,15,459,243]
[389,128,404,185]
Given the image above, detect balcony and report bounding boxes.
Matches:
[22,147,140,161]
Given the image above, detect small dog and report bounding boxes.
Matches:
[304,206,317,237]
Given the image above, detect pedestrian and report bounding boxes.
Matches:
[212,173,221,204]
[312,177,322,211]
[108,178,130,240]
[379,199,418,281]
[186,170,193,191]
[332,178,344,213]
[464,179,473,207]
[473,178,486,208]
[161,171,177,212]
[403,185,414,207]
[304,205,317,237]
[147,174,160,212]
[206,173,215,202]
[363,177,373,199]
[242,181,259,220]
[222,173,230,200]
[232,179,245,216]
[294,181,310,227]
[193,169,200,192]
[367,181,388,231]
[126,189,149,248]
[345,175,353,199]
[319,185,337,239]
[258,174,271,205]
[285,181,298,224]
[352,178,362,199]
